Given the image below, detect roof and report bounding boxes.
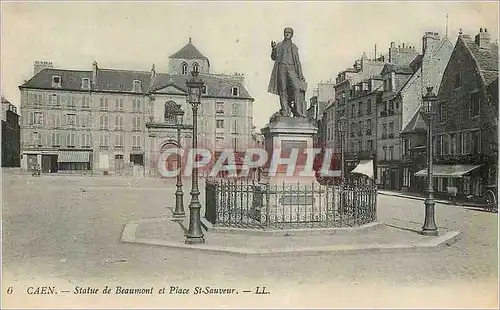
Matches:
[19,67,254,100]
[381,63,414,75]
[400,107,428,134]
[169,40,209,61]
[460,34,498,86]
[414,164,482,178]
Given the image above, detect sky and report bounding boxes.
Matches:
[1,1,498,128]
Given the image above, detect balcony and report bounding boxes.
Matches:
[99,146,109,150]
[132,146,142,151]
[114,145,124,150]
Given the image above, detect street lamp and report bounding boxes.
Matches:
[172,104,186,219]
[185,70,205,244]
[421,86,438,236]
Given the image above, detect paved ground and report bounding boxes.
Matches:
[2,170,498,308]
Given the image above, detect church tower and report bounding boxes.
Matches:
[168,38,210,75]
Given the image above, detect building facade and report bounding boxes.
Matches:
[19,39,254,176]
[425,28,498,199]
[2,97,21,167]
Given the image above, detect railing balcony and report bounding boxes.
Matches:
[132,146,142,151]
[99,146,109,150]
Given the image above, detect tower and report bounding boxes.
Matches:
[168,38,210,75]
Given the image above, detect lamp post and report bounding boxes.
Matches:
[421,86,438,236]
[172,104,186,219]
[185,70,205,244]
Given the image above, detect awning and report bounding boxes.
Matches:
[58,151,91,163]
[351,159,374,179]
[414,165,482,178]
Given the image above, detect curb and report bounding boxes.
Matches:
[378,191,485,209]
[121,218,462,257]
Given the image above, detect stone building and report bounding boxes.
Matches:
[2,97,21,167]
[396,31,454,190]
[19,39,254,176]
[416,28,498,199]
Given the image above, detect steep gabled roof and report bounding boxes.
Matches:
[169,40,209,61]
[400,107,428,134]
[20,68,92,91]
[381,63,414,76]
[460,34,498,86]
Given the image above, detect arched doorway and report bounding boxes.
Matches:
[159,140,181,178]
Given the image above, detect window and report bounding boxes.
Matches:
[366,119,372,135]
[202,85,207,95]
[82,96,90,109]
[232,103,240,116]
[358,141,363,152]
[470,92,480,117]
[231,87,239,96]
[115,115,123,130]
[232,137,238,150]
[403,138,411,156]
[437,102,444,122]
[115,98,124,111]
[52,76,61,88]
[99,115,109,130]
[181,63,188,75]
[351,105,355,117]
[132,80,142,92]
[367,99,372,114]
[463,176,471,195]
[216,136,224,149]
[362,82,368,91]
[358,120,362,136]
[231,120,238,134]
[67,114,75,126]
[436,135,443,155]
[216,119,224,129]
[454,73,461,88]
[67,96,75,108]
[443,134,450,155]
[383,146,387,161]
[472,130,481,154]
[132,135,141,147]
[34,112,43,124]
[216,102,224,114]
[100,134,109,147]
[81,78,91,90]
[192,62,199,73]
[51,133,61,146]
[82,113,90,128]
[49,94,58,106]
[67,133,76,147]
[81,133,91,147]
[403,167,410,187]
[382,124,387,138]
[32,131,40,146]
[133,116,142,130]
[114,133,124,146]
[358,101,363,116]
[389,146,394,161]
[367,140,373,151]
[388,122,394,138]
[450,133,457,155]
[133,99,142,112]
[100,97,108,111]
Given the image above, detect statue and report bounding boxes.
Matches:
[268,27,307,118]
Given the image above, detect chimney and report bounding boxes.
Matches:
[33,61,53,76]
[92,61,98,86]
[422,31,441,54]
[475,27,491,47]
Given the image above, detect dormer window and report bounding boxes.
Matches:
[81,78,91,90]
[133,80,142,92]
[181,63,188,75]
[231,86,239,97]
[52,76,61,88]
[193,62,199,73]
[202,85,207,95]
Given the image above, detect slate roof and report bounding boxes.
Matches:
[169,41,209,60]
[381,63,414,76]
[19,67,254,100]
[400,107,428,134]
[461,34,498,86]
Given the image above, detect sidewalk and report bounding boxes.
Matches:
[121,214,461,257]
[378,189,488,209]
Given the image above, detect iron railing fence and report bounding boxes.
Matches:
[205,176,377,230]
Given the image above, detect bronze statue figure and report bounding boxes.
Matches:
[268,27,307,118]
